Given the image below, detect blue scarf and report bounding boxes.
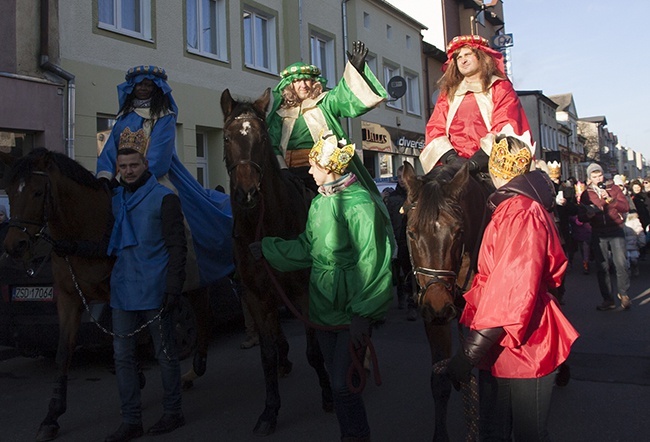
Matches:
[107,174,159,255]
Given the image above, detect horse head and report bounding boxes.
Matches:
[3,148,108,265]
[221,88,273,209]
[3,149,54,262]
[402,162,472,325]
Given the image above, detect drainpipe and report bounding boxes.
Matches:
[298,0,304,61]
[341,0,352,137]
[40,0,75,159]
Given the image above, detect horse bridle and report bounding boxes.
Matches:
[402,201,466,306]
[7,171,54,276]
[8,171,53,245]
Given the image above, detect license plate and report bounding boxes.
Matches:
[12,286,54,302]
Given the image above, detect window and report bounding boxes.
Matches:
[0,131,35,194]
[363,12,370,29]
[196,131,209,187]
[365,55,378,77]
[386,24,392,39]
[98,0,152,41]
[187,0,227,61]
[311,33,335,83]
[384,64,402,110]
[405,73,420,115]
[406,35,411,49]
[97,115,117,156]
[243,8,277,73]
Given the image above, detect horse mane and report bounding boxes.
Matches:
[415,176,463,232]
[8,148,102,190]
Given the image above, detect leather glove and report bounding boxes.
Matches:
[249,241,263,261]
[468,149,489,173]
[163,292,181,313]
[52,239,78,257]
[346,41,368,73]
[349,315,371,349]
[446,351,474,391]
[98,176,117,191]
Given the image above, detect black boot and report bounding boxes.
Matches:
[105,422,143,442]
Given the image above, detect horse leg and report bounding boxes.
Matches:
[245,291,284,436]
[305,327,334,412]
[182,287,212,389]
[425,322,453,442]
[36,294,81,442]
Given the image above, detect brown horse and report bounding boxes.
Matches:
[401,162,490,441]
[220,88,332,436]
[2,148,213,441]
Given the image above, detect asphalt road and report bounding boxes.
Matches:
[1,258,649,441]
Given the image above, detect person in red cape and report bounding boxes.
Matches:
[422,35,534,176]
[446,135,579,441]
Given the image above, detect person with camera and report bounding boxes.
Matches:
[579,163,631,311]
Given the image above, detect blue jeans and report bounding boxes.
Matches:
[315,329,370,439]
[478,369,555,442]
[112,308,181,424]
[592,232,629,300]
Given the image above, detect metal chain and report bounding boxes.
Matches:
[432,358,479,442]
[65,256,171,359]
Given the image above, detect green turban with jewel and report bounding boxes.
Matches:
[273,62,328,95]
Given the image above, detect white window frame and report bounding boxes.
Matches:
[196,130,209,187]
[98,0,152,41]
[405,73,421,116]
[186,0,228,61]
[243,7,278,74]
[384,64,402,110]
[310,32,335,85]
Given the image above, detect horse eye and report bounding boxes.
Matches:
[407,229,416,240]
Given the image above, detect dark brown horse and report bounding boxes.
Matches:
[2,148,213,441]
[401,162,490,441]
[220,88,332,436]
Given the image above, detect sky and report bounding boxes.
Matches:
[388,0,650,159]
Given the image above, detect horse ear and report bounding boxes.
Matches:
[448,162,470,200]
[401,161,421,198]
[0,151,14,167]
[220,89,235,119]
[253,88,272,116]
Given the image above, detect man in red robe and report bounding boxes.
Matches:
[422,35,533,175]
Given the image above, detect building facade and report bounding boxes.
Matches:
[1,0,427,193]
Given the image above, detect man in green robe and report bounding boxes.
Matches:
[267,41,394,250]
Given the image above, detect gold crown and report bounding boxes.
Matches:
[309,130,355,175]
[118,127,149,156]
[488,138,532,180]
[547,160,561,179]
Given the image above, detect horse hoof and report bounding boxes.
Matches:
[182,379,194,390]
[278,360,293,378]
[193,352,207,377]
[36,423,59,442]
[253,418,277,436]
[322,390,334,413]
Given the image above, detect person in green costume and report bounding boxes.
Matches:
[268,41,385,192]
[251,131,393,442]
[268,41,394,252]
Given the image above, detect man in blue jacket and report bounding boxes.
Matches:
[104,128,187,442]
